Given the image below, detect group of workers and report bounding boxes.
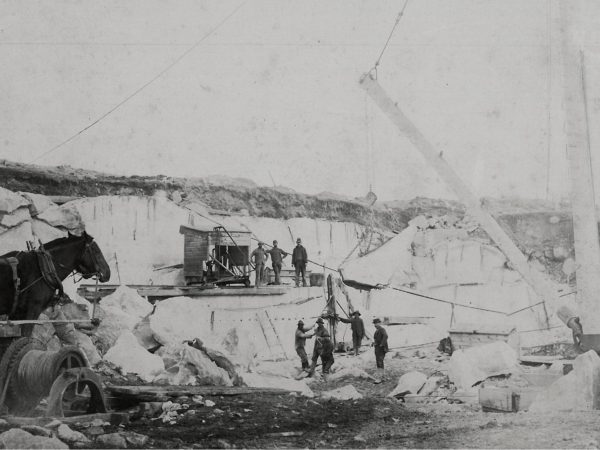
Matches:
[250,238,308,287]
[294,312,389,383]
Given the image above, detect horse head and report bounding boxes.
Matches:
[76,232,111,282]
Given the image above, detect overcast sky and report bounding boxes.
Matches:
[2,0,600,201]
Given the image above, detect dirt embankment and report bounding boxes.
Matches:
[0,160,583,283]
[0,160,466,232]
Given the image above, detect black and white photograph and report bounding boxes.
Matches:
[0,0,599,448]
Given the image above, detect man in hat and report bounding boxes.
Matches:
[250,242,268,287]
[372,318,389,384]
[291,238,308,287]
[266,240,287,285]
[295,320,315,370]
[337,310,366,356]
[308,317,327,375]
[315,330,335,376]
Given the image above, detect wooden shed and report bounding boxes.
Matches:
[179,225,252,286]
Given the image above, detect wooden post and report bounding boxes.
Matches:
[559,2,600,333]
[360,73,554,327]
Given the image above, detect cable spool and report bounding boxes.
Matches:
[17,346,88,399]
[0,341,92,415]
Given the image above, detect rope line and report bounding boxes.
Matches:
[370,0,410,77]
[29,1,247,164]
[507,301,546,316]
[213,295,323,312]
[389,286,506,315]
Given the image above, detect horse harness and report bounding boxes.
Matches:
[0,249,64,316]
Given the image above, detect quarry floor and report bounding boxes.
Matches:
[107,359,600,449]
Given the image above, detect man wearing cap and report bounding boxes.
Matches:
[338,310,366,356]
[308,317,327,375]
[250,242,268,287]
[315,330,335,376]
[266,240,287,285]
[295,320,314,370]
[291,238,308,287]
[372,318,389,384]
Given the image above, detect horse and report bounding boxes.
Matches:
[0,231,110,336]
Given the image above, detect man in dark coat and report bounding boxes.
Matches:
[372,317,389,384]
[308,317,327,375]
[266,240,287,285]
[291,238,308,287]
[250,242,268,287]
[295,320,314,370]
[315,330,335,376]
[338,310,366,356]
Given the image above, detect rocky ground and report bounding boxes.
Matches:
[2,349,596,449]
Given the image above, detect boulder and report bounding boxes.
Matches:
[1,206,31,228]
[0,428,68,449]
[221,327,257,369]
[95,433,127,448]
[20,192,56,216]
[186,339,242,386]
[328,366,376,382]
[104,331,164,382]
[320,385,363,401]
[122,431,150,448]
[57,424,89,445]
[0,187,29,214]
[133,314,161,350]
[72,330,102,366]
[20,425,53,438]
[387,371,428,398]
[149,296,203,345]
[242,372,314,397]
[448,342,518,390]
[37,204,85,234]
[155,343,232,386]
[0,221,33,254]
[94,305,140,354]
[419,375,444,396]
[529,350,600,412]
[100,285,153,321]
[31,313,61,351]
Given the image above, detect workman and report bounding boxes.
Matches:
[315,330,335,376]
[372,317,389,384]
[291,238,308,287]
[250,242,268,288]
[266,240,287,285]
[295,320,314,370]
[308,317,327,375]
[337,310,366,356]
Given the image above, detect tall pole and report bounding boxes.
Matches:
[360,73,552,327]
[559,2,600,333]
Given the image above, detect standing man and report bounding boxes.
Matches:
[308,317,327,375]
[295,320,314,370]
[338,310,366,356]
[372,318,389,384]
[250,242,268,287]
[291,238,308,287]
[266,240,287,285]
[315,330,335,377]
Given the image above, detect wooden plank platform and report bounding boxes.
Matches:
[106,385,294,399]
[519,355,573,365]
[78,284,288,301]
